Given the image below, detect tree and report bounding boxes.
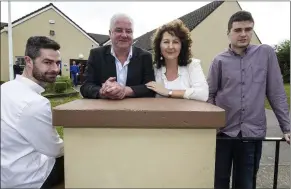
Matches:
[274,40,290,83]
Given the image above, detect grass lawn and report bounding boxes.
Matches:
[42,87,77,96]
[50,94,81,107]
[265,83,290,110]
[50,94,81,138]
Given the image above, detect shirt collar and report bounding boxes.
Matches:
[15,75,45,94]
[111,46,133,61]
[228,44,252,56]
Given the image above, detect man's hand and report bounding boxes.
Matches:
[283,133,290,144]
[99,77,126,100]
[99,77,116,98]
[102,77,116,92]
[104,83,126,100]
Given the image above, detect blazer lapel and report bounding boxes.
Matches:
[126,47,139,85]
[104,47,117,79]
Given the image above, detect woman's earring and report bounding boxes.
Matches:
[160,56,163,60]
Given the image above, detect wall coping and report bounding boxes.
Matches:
[52,98,225,129]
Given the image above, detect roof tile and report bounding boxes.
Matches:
[133,1,224,50]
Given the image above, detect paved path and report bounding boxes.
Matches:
[256,109,290,188]
[74,85,81,92]
[261,109,290,165]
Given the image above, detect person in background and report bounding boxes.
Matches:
[1,36,64,189]
[70,60,79,86]
[146,19,208,101]
[207,10,290,189]
[80,13,155,99]
[79,62,86,84]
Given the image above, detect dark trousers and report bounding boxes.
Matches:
[72,73,78,86]
[41,156,64,189]
[214,132,262,189]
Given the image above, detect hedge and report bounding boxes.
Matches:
[44,76,72,93]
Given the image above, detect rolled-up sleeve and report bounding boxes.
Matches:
[183,59,209,101]
[17,98,64,157]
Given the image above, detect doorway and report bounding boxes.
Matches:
[70,59,87,85]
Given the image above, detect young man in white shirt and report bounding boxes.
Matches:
[1,36,64,188]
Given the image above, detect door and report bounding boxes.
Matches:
[69,59,87,85]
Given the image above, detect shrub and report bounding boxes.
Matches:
[54,82,67,93]
[0,81,6,85]
[44,76,72,93]
[45,83,55,92]
[275,40,290,83]
[57,76,73,88]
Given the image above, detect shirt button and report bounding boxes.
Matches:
[241,82,245,85]
[242,95,245,98]
[242,108,245,111]
[241,121,243,124]
[242,69,245,71]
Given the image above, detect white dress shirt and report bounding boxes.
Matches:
[1,75,64,188]
[154,58,209,101]
[111,46,133,86]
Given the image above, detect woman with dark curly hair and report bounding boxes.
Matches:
[146,19,209,101]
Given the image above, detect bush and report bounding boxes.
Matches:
[56,76,73,88]
[1,81,6,85]
[45,83,55,92]
[44,76,72,93]
[54,82,67,93]
[275,40,290,83]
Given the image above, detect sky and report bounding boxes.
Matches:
[1,1,290,46]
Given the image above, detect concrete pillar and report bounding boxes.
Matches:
[53,98,225,188]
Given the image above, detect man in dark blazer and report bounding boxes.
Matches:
[80,13,155,99]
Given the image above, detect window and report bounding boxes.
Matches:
[49,30,55,36]
[15,56,25,70]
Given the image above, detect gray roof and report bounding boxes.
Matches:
[0,4,110,45]
[88,33,110,46]
[1,22,8,29]
[133,1,224,50]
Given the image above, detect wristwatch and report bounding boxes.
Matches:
[168,89,173,97]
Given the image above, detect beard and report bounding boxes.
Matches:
[32,66,58,83]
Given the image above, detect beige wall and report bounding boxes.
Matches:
[0,8,99,81]
[1,32,9,81]
[64,128,216,188]
[190,1,261,76]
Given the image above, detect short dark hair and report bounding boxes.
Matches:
[228,10,254,33]
[151,19,193,69]
[25,36,60,60]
